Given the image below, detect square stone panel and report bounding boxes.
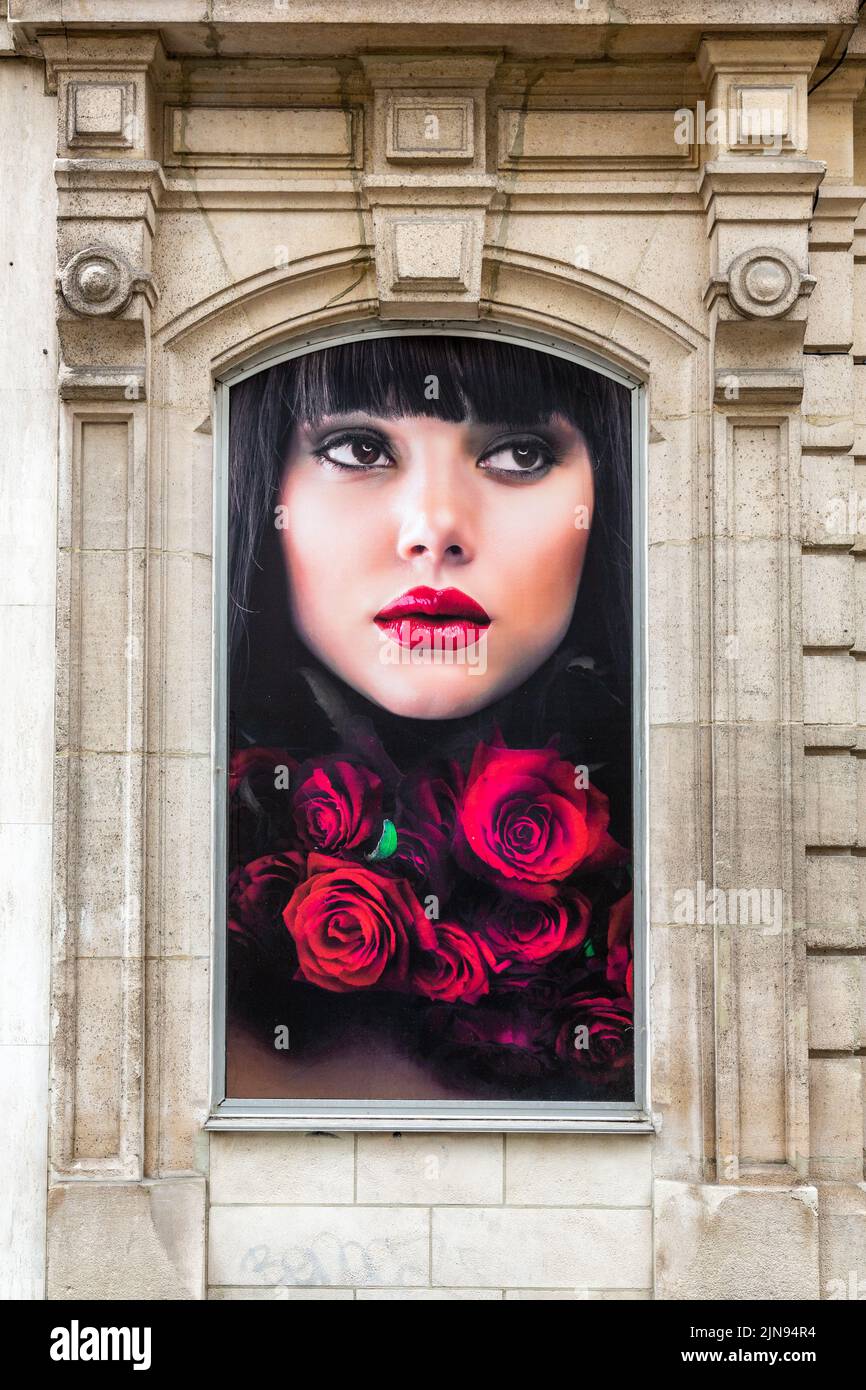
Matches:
[373,207,485,318]
[730,86,794,151]
[387,96,474,162]
[391,218,471,289]
[67,82,135,147]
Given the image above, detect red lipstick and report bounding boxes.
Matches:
[375,586,491,650]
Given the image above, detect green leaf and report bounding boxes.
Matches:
[366,818,398,862]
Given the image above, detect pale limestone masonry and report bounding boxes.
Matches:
[1,1,866,1300]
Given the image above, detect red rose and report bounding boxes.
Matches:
[292,758,383,853]
[228,850,305,967]
[552,987,633,1081]
[229,850,305,928]
[393,763,464,901]
[230,746,296,801]
[283,854,436,993]
[606,889,634,1001]
[476,889,591,966]
[412,922,495,1004]
[456,742,623,896]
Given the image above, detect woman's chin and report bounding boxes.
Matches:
[356,669,518,721]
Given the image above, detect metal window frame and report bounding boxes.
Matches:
[206,318,650,1133]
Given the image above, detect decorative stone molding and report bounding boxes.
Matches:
[58,244,156,319]
[696,131,825,1198]
[385,94,475,164]
[39,32,166,160]
[719,246,815,320]
[53,162,165,399]
[164,104,364,171]
[496,107,697,172]
[727,84,797,154]
[697,34,825,157]
[700,159,825,349]
[66,80,136,150]
[361,53,498,175]
[58,365,147,402]
[387,216,476,294]
[361,54,499,316]
[366,183,495,316]
[44,42,165,1192]
[712,366,805,405]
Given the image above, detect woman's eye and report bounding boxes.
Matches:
[319,436,392,470]
[479,441,555,477]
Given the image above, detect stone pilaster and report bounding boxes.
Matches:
[653,32,829,1301]
[39,26,206,1299]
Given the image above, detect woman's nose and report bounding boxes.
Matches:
[394,469,475,566]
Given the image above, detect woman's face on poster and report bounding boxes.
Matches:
[277,410,594,719]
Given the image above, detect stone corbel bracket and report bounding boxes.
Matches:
[705,246,816,403]
[705,246,815,322]
[54,159,164,404]
[58,244,158,319]
[56,243,158,400]
[699,162,825,402]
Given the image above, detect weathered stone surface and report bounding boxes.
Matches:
[209,1205,430,1289]
[505,1134,653,1207]
[46,1180,206,1300]
[210,1133,354,1206]
[433,1208,652,1289]
[654,1181,820,1300]
[357,1134,503,1206]
[818,1182,866,1300]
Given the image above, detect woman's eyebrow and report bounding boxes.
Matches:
[299,412,392,433]
[468,419,567,438]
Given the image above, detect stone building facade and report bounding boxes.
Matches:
[1,1,865,1300]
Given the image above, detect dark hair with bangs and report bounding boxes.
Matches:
[228,334,632,723]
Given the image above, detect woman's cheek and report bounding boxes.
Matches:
[283,485,368,611]
[495,489,588,625]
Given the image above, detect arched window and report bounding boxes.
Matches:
[211,324,646,1129]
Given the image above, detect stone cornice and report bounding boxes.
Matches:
[55,159,166,237]
[359,52,501,88]
[7,4,858,65]
[7,0,858,23]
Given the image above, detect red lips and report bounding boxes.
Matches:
[375,587,491,650]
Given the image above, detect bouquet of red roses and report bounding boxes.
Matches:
[228,736,634,1089]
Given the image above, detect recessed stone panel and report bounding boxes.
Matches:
[386,96,474,162]
[497,108,696,170]
[730,85,795,151]
[67,81,135,148]
[165,106,362,169]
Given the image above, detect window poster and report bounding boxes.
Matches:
[224,333,636,1108]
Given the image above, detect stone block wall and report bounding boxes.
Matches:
[207,1134,654,1298]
